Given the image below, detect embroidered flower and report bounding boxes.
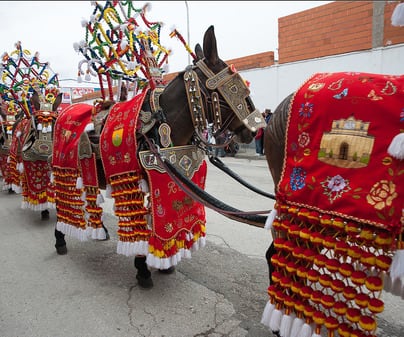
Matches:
[321,175,351,203]
[299,102,314,118]
[298,132,310,148]
[290,167,306,191]
[366,180,397,210]
[327,175,347,192]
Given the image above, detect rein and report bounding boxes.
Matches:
[141,134,270,228]
[209,156,276,200]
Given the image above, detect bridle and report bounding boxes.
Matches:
[183,59,266,151]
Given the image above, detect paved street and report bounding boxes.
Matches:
[0,152,403,337]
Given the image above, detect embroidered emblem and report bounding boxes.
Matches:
[318,116,374,168]
[112,128,123,147]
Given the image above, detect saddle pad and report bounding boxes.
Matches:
[52,103,93,169]
[278,72,403,233]
[263,72,404,337]
[100,90,148,178]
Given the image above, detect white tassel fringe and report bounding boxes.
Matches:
[390,249,404,279]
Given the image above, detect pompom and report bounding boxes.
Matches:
[73,42,80,52]
[81,18,88,27]
[392,2,404,27]
[85,72,91,81]
[387,133,404,159]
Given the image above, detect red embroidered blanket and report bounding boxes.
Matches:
[263,72,404,337]
[278,72,403,233]
[52,104,93,169]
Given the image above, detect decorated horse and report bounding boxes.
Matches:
[51,1,265,289]
[0,41,62,219]
[0,101,18,192]
[261,72,404,337]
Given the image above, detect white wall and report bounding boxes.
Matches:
[240,43,404,113]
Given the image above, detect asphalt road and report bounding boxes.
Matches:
[0,154,403,337]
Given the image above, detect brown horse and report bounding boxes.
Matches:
[262,72,403,336]
[53,25,265,288]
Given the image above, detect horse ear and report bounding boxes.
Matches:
[194,43,204,61]
[52,93,63,112]
[31,91,41,111]
[203,25,219,66]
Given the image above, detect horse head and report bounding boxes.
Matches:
[159,26,265,148]
[20,90,63,158]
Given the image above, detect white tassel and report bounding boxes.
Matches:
[383,271,392,293]
[264,209,277,230]
[96,193,104,205]
[387,133,404,159]
[401,279,404,299]
[138,178,149,193]
[18,162,24,173]
[261,301,275,327]
[76,177,83,189]
[290,317,304,337]
[392,277,402,296]
[279,313,294,337]
[105,184,112,198]
[37,123,43,131]
[84,122,94,132]
[311,333,322,337]
[300,323,313,337]
[392,2,404,26]
[16,130,22,138]
[390,250,404,279]
[50,172,54,184]
[269,308,282,332]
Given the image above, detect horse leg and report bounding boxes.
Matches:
[134,255,153,289]
[54,228,67,255]
[265,242,276,284]
[101,224,110,240]
[41,209,49,220]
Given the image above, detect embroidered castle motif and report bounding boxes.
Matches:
[318,115,374,168]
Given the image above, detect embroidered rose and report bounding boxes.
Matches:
[366,180,397,210]
[320,175,351,203]
[327,175,346,192]
[298,132,310,148]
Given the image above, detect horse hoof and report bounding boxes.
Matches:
[136,274,153,289]
[158,266,175,274]
[56,245,67,255]
[41,210,50,220]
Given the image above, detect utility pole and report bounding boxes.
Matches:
[185,1,191,65]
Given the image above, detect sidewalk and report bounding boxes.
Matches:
[230,144,266,160]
